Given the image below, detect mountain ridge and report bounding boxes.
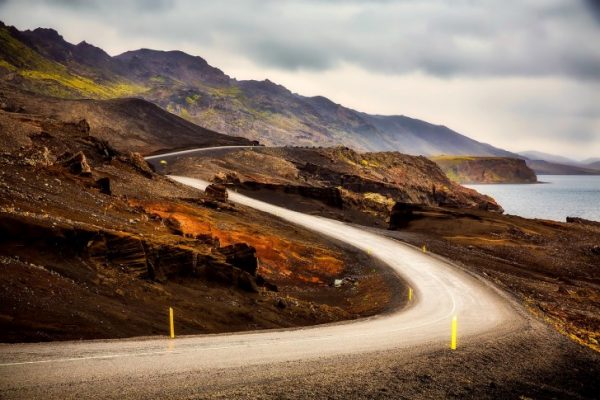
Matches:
[0,21,518,157]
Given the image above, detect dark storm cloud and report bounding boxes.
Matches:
[584,0,600,22]
[2,0,599,80]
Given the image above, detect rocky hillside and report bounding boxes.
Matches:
[0,96,400,342]
[0,84,253,154]
[163,146,502,225]
[431,156,538,184]
[0,21,515,156]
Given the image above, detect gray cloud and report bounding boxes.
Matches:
[2,0,599,80]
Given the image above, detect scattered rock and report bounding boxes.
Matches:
[213,171,240,184]
[276,298,287,309]
[164,217,184,236]
[76,119,90,134]
[21,146,53,167]
[256,275,278,292]
[194,233,220,248]
[58,151,92,176]
[205,183,228,202]
[127,152,154,178]
[218,243,258,276]
[557,285,569,295]
[95,177,111,195]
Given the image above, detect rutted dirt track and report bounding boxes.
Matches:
[1,176,524,398]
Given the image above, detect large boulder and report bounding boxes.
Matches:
[205,183,228,202]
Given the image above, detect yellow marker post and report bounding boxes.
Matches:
[408,287,413,302]
[450,315,457,350]
[169,307,175,339]
[422,244,427,253]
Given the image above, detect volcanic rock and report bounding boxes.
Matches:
[127,152,154,178]
[389,202,421,229]
[205,183,228,202]
[95,177,111,195]
[58,151,92,176]
[218,243,259,276]
[164,217,184,236]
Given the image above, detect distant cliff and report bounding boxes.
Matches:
[431,156,537,184]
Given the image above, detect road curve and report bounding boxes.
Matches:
[0,161,520,398]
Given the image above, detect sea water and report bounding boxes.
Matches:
[465,175,600,222]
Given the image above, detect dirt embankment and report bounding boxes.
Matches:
[431,156,538,184]
[384,206,600,352]
[182,163,599,353]
[0,98,401,342]
[165,146,502,223]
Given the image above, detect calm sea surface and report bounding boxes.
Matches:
[466,175,600,222]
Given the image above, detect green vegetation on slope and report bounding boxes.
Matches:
[0,26,146,99]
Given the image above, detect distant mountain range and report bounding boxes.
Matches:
[517,151,600,175]
[0,21,516,157]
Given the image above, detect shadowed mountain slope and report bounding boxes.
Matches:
[0,84,253,154]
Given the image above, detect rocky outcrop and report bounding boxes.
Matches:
[389,202,422,229]
[432,156,537,184]
[0,212,268,292]
[240,181,344,208]
[127,152,154,178]
[217,243,258,275]
[205,183,228,202]
[58,151,92,175]
[566,217,600,228]
[213,171,241,184]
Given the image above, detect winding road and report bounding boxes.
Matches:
[0,149,521,399]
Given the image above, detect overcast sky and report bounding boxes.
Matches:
[2,0,599,160]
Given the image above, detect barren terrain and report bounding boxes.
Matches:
[0,89,400,342]
[167,147,600,352]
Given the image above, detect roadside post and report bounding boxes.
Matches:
[169,307,175,339]
[450,315,457,350]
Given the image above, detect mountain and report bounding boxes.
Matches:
[0,21,516,157]
[524,160,600,175]
[586,160,600,170]
[582,157,600,164]
[517,150,600,175]
[518,151,581,166]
